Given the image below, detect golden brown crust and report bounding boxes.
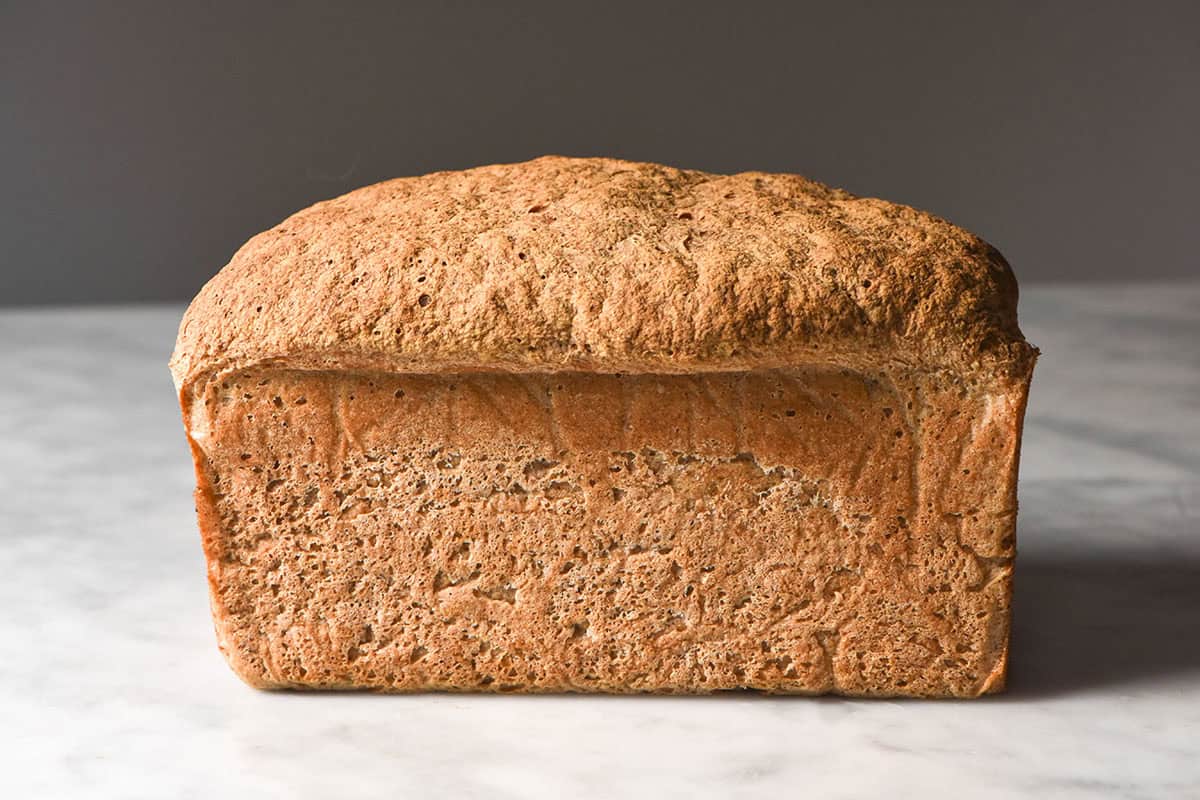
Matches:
[170,156,1034,392]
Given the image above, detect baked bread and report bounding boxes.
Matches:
[170,156,1036,697]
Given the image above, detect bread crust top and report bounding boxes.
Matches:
[170,156,1035,390]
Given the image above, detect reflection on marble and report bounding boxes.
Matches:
[2,284,1199,798]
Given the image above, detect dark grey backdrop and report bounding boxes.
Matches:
[3,1,1197,306]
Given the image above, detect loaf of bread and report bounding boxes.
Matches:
[170,156,1036,697]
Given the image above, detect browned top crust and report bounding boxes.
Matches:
[170,156,1035,390]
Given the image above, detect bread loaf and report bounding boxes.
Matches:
[170,156,1036,697]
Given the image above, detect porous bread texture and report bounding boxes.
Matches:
[173,156,1036,697]
[192,366,1025,696]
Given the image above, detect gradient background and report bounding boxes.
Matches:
[3,1,1197,306]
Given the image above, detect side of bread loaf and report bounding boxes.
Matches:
[173,157,1035,697]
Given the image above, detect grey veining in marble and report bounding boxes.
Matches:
[2,284,1199,798]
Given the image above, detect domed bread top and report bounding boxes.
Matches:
[170,156,1035,390]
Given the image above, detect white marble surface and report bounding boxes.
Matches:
[2,283,1199,798]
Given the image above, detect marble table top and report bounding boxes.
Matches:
[2,283,1198,798]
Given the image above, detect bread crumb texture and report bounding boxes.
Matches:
[191,367,1025,697]
[175,157,1035,697]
